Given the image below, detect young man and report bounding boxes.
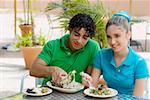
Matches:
[30,13,100,85]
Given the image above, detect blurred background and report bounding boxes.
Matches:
[0,0,150,51]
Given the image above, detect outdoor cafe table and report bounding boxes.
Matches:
[3,52,150,100]
[4,89,146,100]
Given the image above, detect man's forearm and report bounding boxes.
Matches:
[30,59,56,78]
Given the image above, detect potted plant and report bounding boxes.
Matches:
[15,32,47,69]
[45,0,110,48]
[19,0,34,37]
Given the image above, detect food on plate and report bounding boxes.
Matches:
[26,88,36,94]
[26,87,49,94]
[90,84,111,95]
[51,70,78,89]
[41,87,49,93]
[62,81,82,89]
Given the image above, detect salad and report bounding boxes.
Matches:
[51,70,77,89]
[26,87,49,94]
[90,84,111,95]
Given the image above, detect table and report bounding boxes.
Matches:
[2,52,149,100]
[3,90,146,100]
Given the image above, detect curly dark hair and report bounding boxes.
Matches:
[68,13,96,37]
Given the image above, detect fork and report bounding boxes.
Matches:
[83,78,95,89]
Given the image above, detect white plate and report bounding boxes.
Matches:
[84,88,118,98]
[47,81,84,93]
[22,87,52,96]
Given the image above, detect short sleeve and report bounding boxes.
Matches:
[93,51,101,70]
[135,58,150,79]
[88,40,100,66]
[38,41,53,65]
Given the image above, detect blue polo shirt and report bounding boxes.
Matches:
[93,47,150,95]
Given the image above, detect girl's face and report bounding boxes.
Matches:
[106,25,131,53]
[69,28,90,51]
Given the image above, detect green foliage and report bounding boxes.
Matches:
[15,33,33,48]
[34,33,47,46]
[17,18,25,25]
[15,32,47,48]
[45,0,109,48]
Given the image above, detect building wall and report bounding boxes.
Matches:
[0,0,62,12]
[100,0,150,16]
[0,0,149,16]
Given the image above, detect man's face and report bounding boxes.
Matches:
[69,28,90,51]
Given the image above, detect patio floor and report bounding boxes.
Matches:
[0,42,35,98]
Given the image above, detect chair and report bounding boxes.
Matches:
[145,21,150,51]
[20,73,44,92]
[145,32,150,51]
[130,39,144,51]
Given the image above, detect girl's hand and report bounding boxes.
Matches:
[80,72,92,87]
[52,67,67,85]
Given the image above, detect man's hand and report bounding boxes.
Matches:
[52,67,67,86]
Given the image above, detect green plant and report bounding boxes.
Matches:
[45,0,110,48]
[17,17,26,25]
[34,33,47,46]
[15,33,33,48]
[15,32,47,48]
[18,0,35,39]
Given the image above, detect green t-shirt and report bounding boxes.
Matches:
[38,34,100,85]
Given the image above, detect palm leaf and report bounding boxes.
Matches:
[45,0,110,48]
